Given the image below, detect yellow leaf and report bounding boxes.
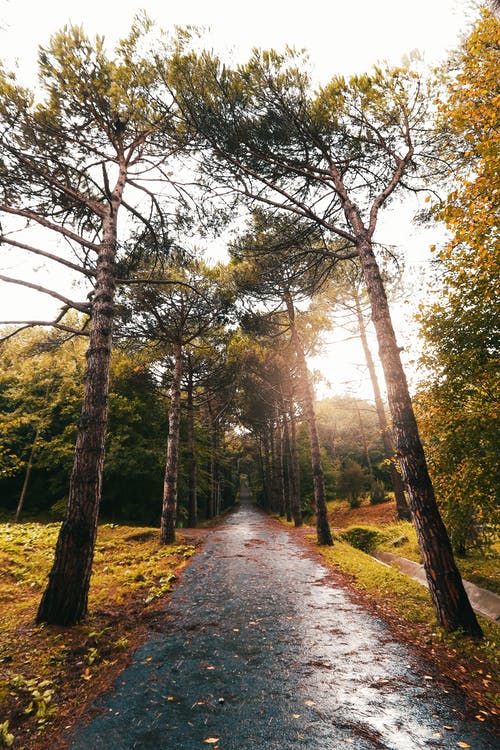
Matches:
[457,743,471,749]
[204,739,220,745]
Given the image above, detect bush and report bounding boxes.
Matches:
[337,460,368,508]
[339,525,387,554]
[370,480,388,505]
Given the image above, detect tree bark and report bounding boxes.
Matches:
[160,341,183,544]
[275,402,287,517]
[284,294,332,545]
[351,225,481,635]
[36,209,118,625]
[281,409,293,522]
[353,289,411,520]
[186,363,198,528]
[285,385,302,527]
[16,381,51,522]
[261,426,272,511]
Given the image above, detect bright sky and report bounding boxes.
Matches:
[0,0,483,398]
[2,0,475,84]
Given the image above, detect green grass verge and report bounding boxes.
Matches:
[337,518,500,595]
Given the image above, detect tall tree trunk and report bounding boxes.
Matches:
[186,363,197,528]
[37,210,119,625]
[261,426,272,511]
[349,221,481,635]
[281,410,293,522]
[353,289,411,520]
[269,410,281,513]
[284,294,332,545]
[160,342,183,544]
[206,397,217,519]
[286,384,303,527]
[257,439,266,507]
[356,404,374,484]
[275,402,287,517]
[16,380,51,523]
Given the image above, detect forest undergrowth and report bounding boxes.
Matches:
[0,522,198,749]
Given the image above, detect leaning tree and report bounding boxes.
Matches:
[165,46,481,634]
[0,21,189,625]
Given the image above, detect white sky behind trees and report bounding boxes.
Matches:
[0,0,484,399]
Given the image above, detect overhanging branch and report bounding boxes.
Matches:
[0,274,90,313]
[0,236,95,277]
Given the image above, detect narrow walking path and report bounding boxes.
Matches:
[69,502,496,749]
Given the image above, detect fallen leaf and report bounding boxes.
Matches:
[475,714,485,721]
[206,666,216,670]
[292,713,300,718]
[304,700,316,706]
[167,696,174,701]
[457,743,471,749]
[204,739,220,745]
[443,725,454,730]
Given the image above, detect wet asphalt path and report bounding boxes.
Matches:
[70,502,496,749]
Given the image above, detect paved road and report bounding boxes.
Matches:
[70,502,497,749]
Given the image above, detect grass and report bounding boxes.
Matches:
[327,497,500,594]
[0,521,197,749]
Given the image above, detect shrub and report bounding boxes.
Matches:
[370,480,388,505]
[339,525,387,554]
[337,460,368,508]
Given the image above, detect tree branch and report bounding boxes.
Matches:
[0,321,90,340]
[0,204,100,251]
[0,236,95,277]
[0,274,90,313]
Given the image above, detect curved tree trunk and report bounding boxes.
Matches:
[36,211,118,625]
[352,228,481,636]
[353,290,411,520]
[284,294,333,545]
[160,341,183,544]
